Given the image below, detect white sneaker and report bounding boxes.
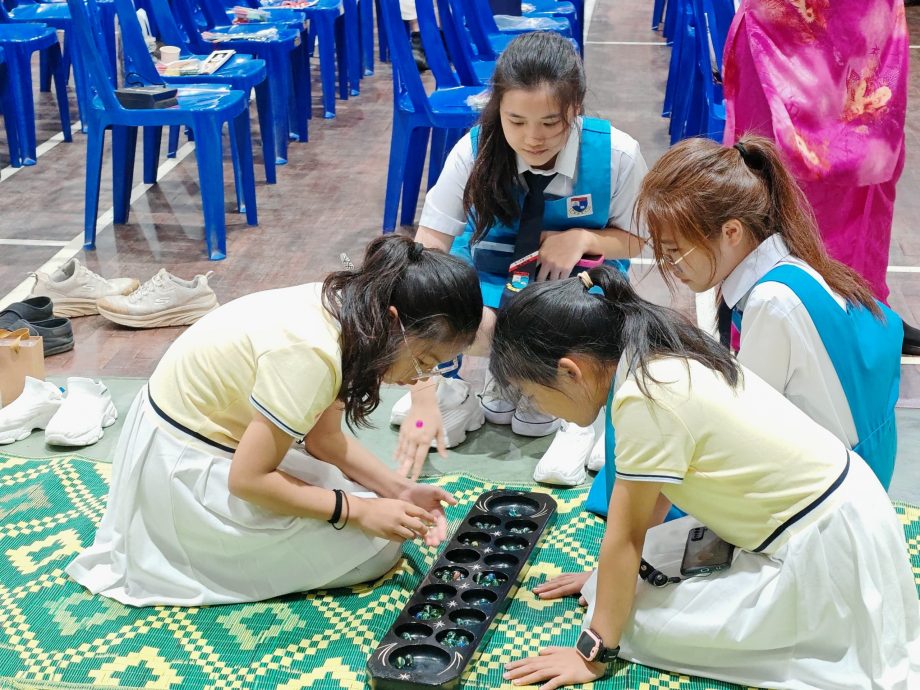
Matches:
[587,429,605,472]
[389,377,485,448]
[97,269,219,328]
[31,258,140,317]
[511,396,560,437]
[479,373,516,425]
[44,378,117,447]
[532,421,593,485]
[0,377,63,444]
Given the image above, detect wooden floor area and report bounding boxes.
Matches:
[0,0,917,398]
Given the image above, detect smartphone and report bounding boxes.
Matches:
[680,526,734,577]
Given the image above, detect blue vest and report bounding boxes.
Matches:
[450,117,629,308]
[745,265,902,489]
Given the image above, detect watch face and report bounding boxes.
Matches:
[576,630,601,661]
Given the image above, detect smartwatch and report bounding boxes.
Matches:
[575,628,620,663]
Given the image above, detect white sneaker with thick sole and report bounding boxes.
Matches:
[30,258,140,317]
[97,269,219,328]
[479,374,516,425]
[389,377,485,448]
[532,421,594,485]
[44,378,117,447]
[587,429,606,472]
[0,377,64,444]
[511,396,561,437]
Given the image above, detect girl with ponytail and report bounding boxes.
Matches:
[637,135,902,489]
[494,266,919,689]
[67,236,483,606]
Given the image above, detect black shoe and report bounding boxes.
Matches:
[1,316,74,356]
[903,321,920,356]
[0,296,54,327]
[410,31,429,72]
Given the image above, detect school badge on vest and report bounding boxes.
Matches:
[567,194,593,218]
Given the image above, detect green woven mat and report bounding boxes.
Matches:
[1,456,919,690]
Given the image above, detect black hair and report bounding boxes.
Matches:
[491,265,740,399]
[323,236,482,428]
[464,31,586,244]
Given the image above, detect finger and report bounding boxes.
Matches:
[535,574,577,588]
[411,440,429,481]
[405,503,437,524]
[504,659,543,679]
[509,667,555,686]
[539,647,563,655]
[538,678,565,690]
[403,517,429,538]
[434,488,458,505]
[435,426,448,459]
[579,596,587,606]
[536,262,550,282]
[433,511,448,541]
[392,526,413,542]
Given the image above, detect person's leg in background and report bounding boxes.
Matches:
[399,0,428,71]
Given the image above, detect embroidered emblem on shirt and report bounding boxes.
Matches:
[567,194,593,218]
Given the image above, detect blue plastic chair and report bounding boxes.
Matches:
[170,0,309,161]
[435,0,494,86]
[137,0,276,182]
[0,45,22,164]
[662,0,692,118]
[0,17,70,166]
[378,0,482,232]
[457,0,572,62]
[652,0,666,30]
[358,0,373,74]
[66,0,257,260]
[689,0,732,140]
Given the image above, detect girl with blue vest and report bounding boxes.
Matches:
[492,267,918,689]
[636,135,903,490]
[393,31,648,478]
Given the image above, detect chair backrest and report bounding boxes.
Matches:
[65,0,122,110]
[436,0,484,85]
[144,0,195,52]
[112,0,168,86]
[377,0,433,117]
[169,0,214,53]
[414,0,460,89]
[195,0,231,29]
[446,0,496,61]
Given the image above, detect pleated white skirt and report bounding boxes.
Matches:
[66,387,395,606]
[582,454,920,689]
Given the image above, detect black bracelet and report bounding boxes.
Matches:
[328,489,344,525]
[333,492,350,531]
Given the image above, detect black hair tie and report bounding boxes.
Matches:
[733,142,749,161]
[733,141,764,172]
[409,241,425,260]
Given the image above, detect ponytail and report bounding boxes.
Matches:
[323,236,482,429]
[490,265,740,399]
[463,32,586,245]
[637,136,881,316]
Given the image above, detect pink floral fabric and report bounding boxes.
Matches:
[723,0,909,301]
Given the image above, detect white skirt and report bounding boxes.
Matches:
[66,387,395,606]
[582,454,920,689]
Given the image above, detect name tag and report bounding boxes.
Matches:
[567,194,593,218]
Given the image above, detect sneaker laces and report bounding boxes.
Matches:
[128,272,168,303]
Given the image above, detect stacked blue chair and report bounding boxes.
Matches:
[501,0,581,53]
[0,10,70,166]
[169,0,309,162]
[0,44,20,164]
[449,0,572,62]
[358,0,374,74]
[66,0,258,260]
[140,0,276,181]
[436,0,494,86]
[378,0,482,232]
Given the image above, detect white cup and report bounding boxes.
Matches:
[159,46,181,64]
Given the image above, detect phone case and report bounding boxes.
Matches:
[680,526,734,576]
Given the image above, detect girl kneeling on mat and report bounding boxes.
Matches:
[638,135,902,488]
[67,236,483,606]
[493,267,918,689]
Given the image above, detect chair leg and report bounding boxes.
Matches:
[47,44,72,143]
[7,46,39,166]
[343,0,361,95]
[0,73,22,167]
[400,126,430,227]
[316,17,337,118]
[143,126,163,184]
[375,0,388,62]
[65,34,90,131]
[383,112,411,232]
[253,82,277,183]
[264,51,291,163]
[290,41,310,142]
[359,0,374,76]
[112,125,138,225]
[192,119,228,260]
[334,15,349,101]
[167,125,180,157]
[83,124,106,250]
[39,49,52,93]
[232,111,258,226]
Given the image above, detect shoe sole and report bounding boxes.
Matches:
[45,402,117,447]
[0,427,37,445]
[435,403,485,449]
[511,416,561,438]
[43,340,75,357]
[479,396,515,426]
[35,280,141,318]
[98,295,219,329]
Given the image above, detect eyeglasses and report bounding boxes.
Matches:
[397,319,460,382]
[661,245,696,269]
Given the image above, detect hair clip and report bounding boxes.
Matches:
[577,271,593,289]
[587,285,605,296]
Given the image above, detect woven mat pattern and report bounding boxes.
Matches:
[1,455,918,690]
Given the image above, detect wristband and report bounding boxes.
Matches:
[328,489,344,525]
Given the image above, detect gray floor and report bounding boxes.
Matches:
[4,377,919,504]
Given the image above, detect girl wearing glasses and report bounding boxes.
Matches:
[493,267,918,689]
[636,135,902,490]
[67,236,483,606]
